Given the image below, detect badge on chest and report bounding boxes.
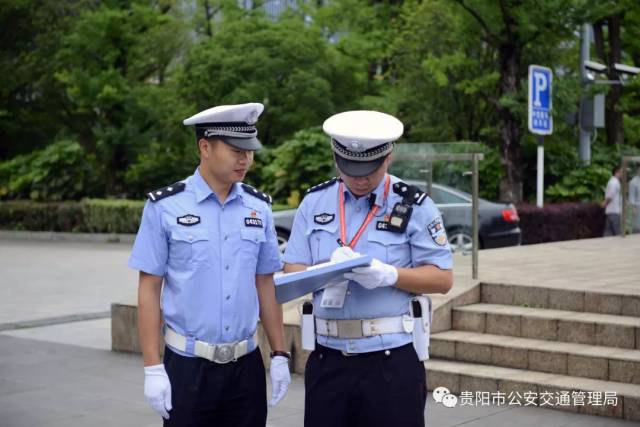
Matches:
[244,210,263,228]
[177,214,201,226]
[314,213,335,225]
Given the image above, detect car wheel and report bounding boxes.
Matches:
[276,229,290,253]
[447,228,473,253]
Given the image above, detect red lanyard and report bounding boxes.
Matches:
[338,175,391,249]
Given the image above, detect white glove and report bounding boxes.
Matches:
[343,258,398,290]
[322,246,361,290]
[330,246,360,262]
[144,364,172,419]
[268,356,291,407]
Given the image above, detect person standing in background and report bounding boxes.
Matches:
[603,166,622,236]
[629,166,640,234]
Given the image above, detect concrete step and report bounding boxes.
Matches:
[425,359,640,421]
[481,283,640,317]
[431,330,640,385]
[452,303,640,349]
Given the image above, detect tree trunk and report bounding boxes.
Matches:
[594,16,624,145]
[204,0,213,37]
[497,42,523,203]
[606,14,624,145]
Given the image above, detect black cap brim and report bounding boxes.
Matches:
[221,136,262,151]
[334,154,386,177]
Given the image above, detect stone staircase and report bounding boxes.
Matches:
[426,283,640,422]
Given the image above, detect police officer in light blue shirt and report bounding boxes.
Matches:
[129,103,291,427]
[283,110,453,427]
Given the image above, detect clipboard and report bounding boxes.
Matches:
[275,255,372,304]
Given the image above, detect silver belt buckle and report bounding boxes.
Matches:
[214,344,235,364]
[337,320,363,338]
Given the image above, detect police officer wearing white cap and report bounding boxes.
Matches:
[283,111,453,427]
[129,102,291,426]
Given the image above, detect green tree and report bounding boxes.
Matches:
[259,127,335,204]
[177,11,364,147]
[0,139,101,201]
[0,0,92,159]
[391,0,586,203]
[53,0,189,194]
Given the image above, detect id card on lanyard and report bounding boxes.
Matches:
[321,175,391,309]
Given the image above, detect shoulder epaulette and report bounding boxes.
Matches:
[147,181,185,202]
[306,177,338,194]
[241,184,273,204]
[393,181,428,205]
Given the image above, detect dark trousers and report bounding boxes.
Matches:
[304,343,427,427]
[604,214,621,236]
[163,346,266,427]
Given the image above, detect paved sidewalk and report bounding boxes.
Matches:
[1,235,640,426]
[1,333,637,427]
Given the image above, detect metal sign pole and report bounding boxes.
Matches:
[621,156,629,237]
[472,153,479,280]
[537,136,544,207]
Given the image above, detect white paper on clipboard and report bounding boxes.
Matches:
[274,255,372,304]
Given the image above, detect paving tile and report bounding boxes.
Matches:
[548,289,585,312]
[567,354,608,381]
[486,313,520,337]
[452,310,485,333]
[558,320,595,345]
[521,316,557,341]
[481,283,514,305]
[528,350,567,375]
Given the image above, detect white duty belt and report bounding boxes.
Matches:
[164,328,254,364]
[315,315,411,339]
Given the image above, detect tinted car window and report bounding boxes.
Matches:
[431,187,469,204]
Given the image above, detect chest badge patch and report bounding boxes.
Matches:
[314,213,335,225]
[245,217,263,228]
[177,214,200,226]
[427,217,448,246]
[376,221,390,231]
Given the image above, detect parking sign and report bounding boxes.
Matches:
[528,65,553,135]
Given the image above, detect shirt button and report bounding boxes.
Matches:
[356,207,361,213]
[224,235,228,241]
[225,265,229,270]
[226,295,231,300]
[347,290,351,295]
[188,235,194,241]
[225,326,229,331]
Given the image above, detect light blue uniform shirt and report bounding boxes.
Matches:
[283,174,452,353]
[128,168,282,356]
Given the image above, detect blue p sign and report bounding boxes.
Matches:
[528,65,553,135]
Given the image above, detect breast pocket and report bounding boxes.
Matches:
[307,223,338,263]
[169,228,211,266]
[240,227,267,260]
[367,229,410,265]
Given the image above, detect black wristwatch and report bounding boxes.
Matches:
[270,350,291,360]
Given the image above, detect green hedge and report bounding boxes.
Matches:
[0,201,86,232]
[0,199,291,233]
[82,199,145,233]
[0,199,144,233]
